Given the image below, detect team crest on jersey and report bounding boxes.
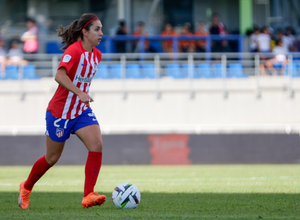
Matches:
[56,128,64,138]
[63,54,72,63]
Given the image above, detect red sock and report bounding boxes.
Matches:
[84,151,102,197]
[24,155,52,191]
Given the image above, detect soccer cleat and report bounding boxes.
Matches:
[82,192,106,208]
[18,181,32,209]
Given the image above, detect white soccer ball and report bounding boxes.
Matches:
[112,182,141,209]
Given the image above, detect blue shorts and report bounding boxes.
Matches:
[45,107,99,142]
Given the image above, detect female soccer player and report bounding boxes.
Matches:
[18,13,106,209]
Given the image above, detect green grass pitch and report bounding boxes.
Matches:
[0,165,300,219]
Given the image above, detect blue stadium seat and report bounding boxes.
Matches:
[165,63,182,78]
[182,64,195,78]
[196,64,211,78]
[94,64,110,79]
[6,65,19,79]
[141,64,156,78]
[272,63,283,75]
[227,63,247,78]
[110,64,123,78]
[213,63,225,78]
[23,65,40,79]
[285,63,300,77]
[126,64,141,78]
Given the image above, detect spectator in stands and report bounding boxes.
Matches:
[47,17,57,35]
[0,37,6,76]
[285,27,297,51]
[275,29,293,52]
[178,23,195,53]
[249,27,260,52]
[256,26,271,53]
[133,21,155,52]
[115,20,127,53]
[221,30,231,52]
[6,40,28,66]
[21,17,39,54]
[260,39,287,76]
[161,23,177,53]
[209,13,226,52]
[194,21,208,52]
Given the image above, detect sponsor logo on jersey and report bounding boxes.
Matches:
[75,75,93,83]
[63,54,72,63]
[56,128,64,138]
[81,63,88,66]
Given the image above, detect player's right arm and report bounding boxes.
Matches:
[55,67,93,105]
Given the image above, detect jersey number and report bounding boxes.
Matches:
[54,119,69,129]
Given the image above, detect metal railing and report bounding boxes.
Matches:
[1,52,300,100]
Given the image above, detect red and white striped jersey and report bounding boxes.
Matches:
[47,41,102,119]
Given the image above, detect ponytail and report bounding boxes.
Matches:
[57,13,99,50]
[58,20,81,50]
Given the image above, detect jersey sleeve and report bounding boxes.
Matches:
[58,46,78,73]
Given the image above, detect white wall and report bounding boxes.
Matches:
[1,76,300,135]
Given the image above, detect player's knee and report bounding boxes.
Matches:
[90,139,103,152]
[46,153,61,166]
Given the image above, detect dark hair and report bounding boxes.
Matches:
[119,20,126,27]
[276,39,283,45]
[212,13,219,18]
[9,39,19,49]
[277,29,283,34]
[58,13,99,50]
[26,17,35,23]
[137,21,145,26]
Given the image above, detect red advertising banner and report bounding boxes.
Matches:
[148,134,191,165]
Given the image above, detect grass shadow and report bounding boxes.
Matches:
[1,192,299,220]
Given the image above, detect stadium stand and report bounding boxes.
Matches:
[94,64,109,79]
[23,65,40,79]
[227,63,248,78]
[126,64,141,78]
[5,65,18,79]
[141,64,156,79]
[196,63,211,78]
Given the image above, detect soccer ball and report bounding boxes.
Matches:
[112,182,141,209]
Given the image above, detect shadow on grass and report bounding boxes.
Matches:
[1,192,299,220]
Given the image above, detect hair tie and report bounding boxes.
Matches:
[81,17,98,33]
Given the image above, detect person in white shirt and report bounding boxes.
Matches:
[257,27,271,53]
[6,40,28,66]
[249,28,260,52]
[276,29,297,52]
[285,27,297,51]
[260,39,287,76]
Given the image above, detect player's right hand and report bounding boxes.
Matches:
[79,92,94,106]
